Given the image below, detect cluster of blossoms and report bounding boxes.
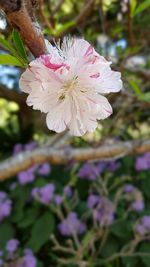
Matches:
[13,142,51,185]
[121,0,129,13]
[0,239,37,267]
[0,191,12,222]
[87,194,115,226]
[32,183,72,205]
[135,216,150,238]
[135,152,150,172]
[19,38,122,136]
[78,160,120,181]
[123,184,144,212]
[58,212,86,236]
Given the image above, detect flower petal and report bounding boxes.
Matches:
[46,99,71,133]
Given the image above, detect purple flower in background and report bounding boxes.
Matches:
[87,194,100,208]
[124,184,135,193]
[24,142,37,151]
[87,195,114,226]
[14,142,51,185]
[0,191,12,222]
[135,215,150,236]
[0,259,4,267]
[135,152,150,171]
[21,249,37,267]
[78,163,99,180]
[6,239,19,254]
[9,182,17,191]
[107,160,121,172]
[32,184,55,204]
[63,186,72,198]
[38,163,51,175]
[13,144,23,155]
[123,184,144,213]
[58,212,86,236]
[0,251,3,257]
[18,169,35,185]
[54,195,63,205]
[96,161,106,174]
[131,200,144,212]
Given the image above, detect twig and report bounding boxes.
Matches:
[0,139,150,181]
[0,0,47,57]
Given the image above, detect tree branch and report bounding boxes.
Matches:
[0,84,26,104]
[0,139,150,181]
[0,0,47,57]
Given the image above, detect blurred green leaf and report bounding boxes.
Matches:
[51,21,75,36]
[140,92,150,103]
[139,242,150,267]
[18,207,39,228]
[12,29,28,62]
[128,79,142,97]
[0,54,24,67]
[100,236,119,258]
[27,212,55,252]
[111,220,132,240]
[133,0,150,16]
[0,223,15,249]
[0,35,13,52]
[131,0,137,17]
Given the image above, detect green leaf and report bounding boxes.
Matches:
[121,256,138,267]
[82,230,93,246]
[18,207,39,228]
[139,242,150,267]
[27,212,55,252]
[139,92,150,103]
[100,236,119,258]
[0,223,15,249]
[131,0,137,17]
[37,261,44,267]
[111,220,132,240]
[134,0,150,16]
[0,35,13,52]
[0,54,24,67]
[12,29,28,62]
[141,174,150,198]
[128,79,142,97]
[0,35,25,62]
[51,21,75,36]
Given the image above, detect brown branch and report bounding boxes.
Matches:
[39,0,53,30]
[0,84,26,104]
[0,0,47,57]
[0,139,150,181]
[75,0,95,25]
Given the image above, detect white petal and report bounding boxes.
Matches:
[19,68,36,93]
[78,62,122,94]
[46,99,71,133]
[93,94,113,119]
[97,69,122,94]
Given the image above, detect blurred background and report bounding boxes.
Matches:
[0,1,150,267]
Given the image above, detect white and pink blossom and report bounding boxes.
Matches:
[19,38,122,136]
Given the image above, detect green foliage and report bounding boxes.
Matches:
[0,54,25,67]
[12,30,28,62]
[0,223,15,249]
[0,32,28,67]
[140,243,150,267]
[27,212,55,252]
[0,0,150,266]
[133,0,150,16]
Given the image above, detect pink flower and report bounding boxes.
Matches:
[19,38,122,136]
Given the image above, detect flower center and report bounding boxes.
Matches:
[59,78,78,101]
